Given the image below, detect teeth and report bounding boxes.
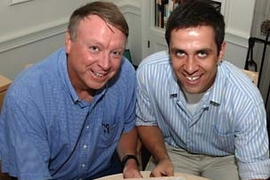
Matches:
[187,76,199,81]
[93,72,104,77]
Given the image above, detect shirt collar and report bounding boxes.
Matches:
[208,64,226,105]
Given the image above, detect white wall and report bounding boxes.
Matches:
[0,0,92,79]
[222,0,256,68]
[0,0,87,37]
[0,0,141,79]
[0,0,258,80]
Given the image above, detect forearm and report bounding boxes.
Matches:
[117,127,138,159]
[137,126,170,162]
[117,127,142,178]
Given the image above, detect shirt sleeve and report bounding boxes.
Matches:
[235,101,270,179]
[0,87,51,180]
[135,66,158,126]
[121,59,138,133]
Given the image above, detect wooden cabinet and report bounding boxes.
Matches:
[0,75,12,113]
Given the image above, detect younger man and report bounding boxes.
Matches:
[136,0,270,179]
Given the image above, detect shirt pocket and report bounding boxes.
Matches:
[98,123,120,148]
[213,124,235,153]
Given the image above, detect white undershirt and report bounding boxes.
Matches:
[182,89,205,115]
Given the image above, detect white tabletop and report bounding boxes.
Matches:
[94,171,210,180]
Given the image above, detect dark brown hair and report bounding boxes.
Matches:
[68,1,129,41]
[165,0,225,53]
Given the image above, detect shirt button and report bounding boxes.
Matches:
[83,145,87,149]
[86,125,90,129]
[81,164,85,168]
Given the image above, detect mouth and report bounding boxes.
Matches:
[186,76,200,81]
[93,71,105,78]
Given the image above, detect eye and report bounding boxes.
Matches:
[176,50,185,58]
[111,50,122,59]
[90,46,99,53]
[197,51,207,58]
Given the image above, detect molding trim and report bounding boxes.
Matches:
[9,0,33,6]
[0,18,68,53]
[225,30,249,48]
[118,2,140,16]
[0,2,246,54]
[0,3,140,54]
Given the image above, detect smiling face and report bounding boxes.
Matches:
[169,26,226,94]
[65,15,126,100]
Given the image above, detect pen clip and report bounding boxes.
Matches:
[102,123,110,133]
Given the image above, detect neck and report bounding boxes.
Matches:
[182,89,204,104]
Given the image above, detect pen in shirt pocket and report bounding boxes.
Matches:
[102,123,110,133]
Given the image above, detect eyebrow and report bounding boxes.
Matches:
[195,48,213,53]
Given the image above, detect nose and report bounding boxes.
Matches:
[98,52,111,70]
[184,56,198,74]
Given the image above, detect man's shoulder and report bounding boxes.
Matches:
[137,50,171,75]
[139,50,170,67]
[217,61,263,102]
[8,48,65,97]
[219,61,255,85]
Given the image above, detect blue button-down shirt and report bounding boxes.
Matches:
[0,47,137,180]
[136,50,270,180]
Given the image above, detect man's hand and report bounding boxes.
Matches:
[122,158,143,178]
[150,158,174,177]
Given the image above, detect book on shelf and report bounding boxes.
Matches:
[155,0,183,28]
[155,0,221,28]
[155,0,165,28]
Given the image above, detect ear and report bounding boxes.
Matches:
[65,30,72,54]
[218,41,226,63]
